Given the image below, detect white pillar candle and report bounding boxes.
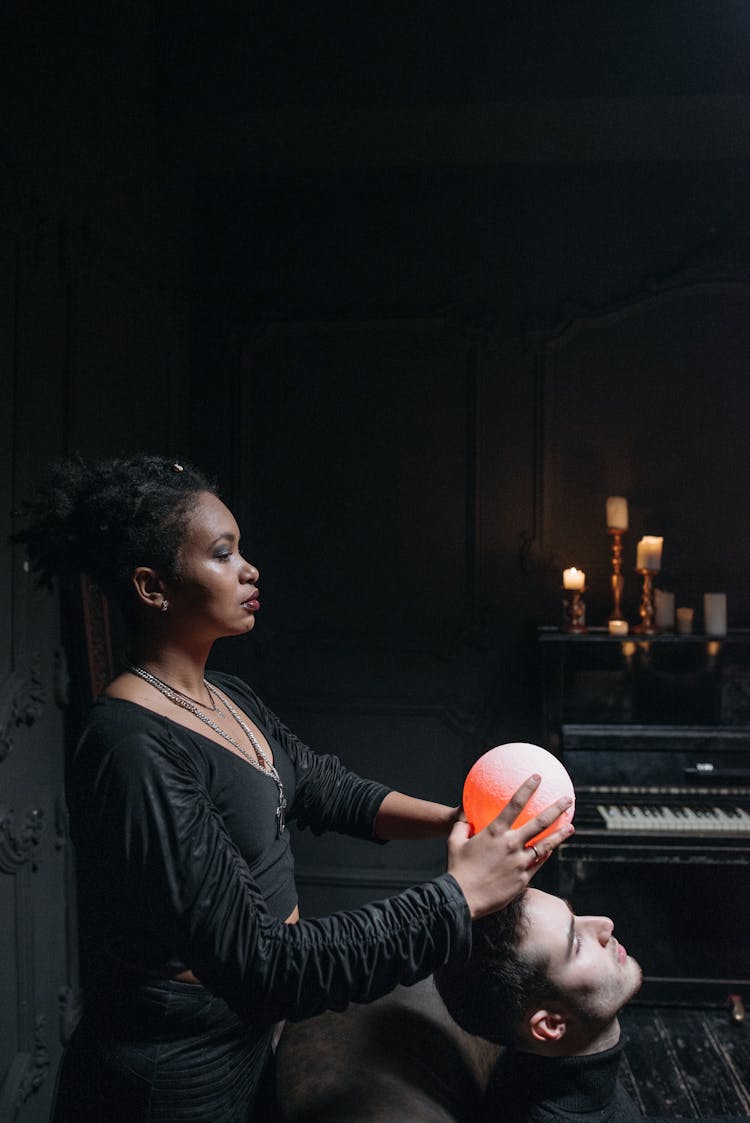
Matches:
[654,588,675,630]
[606,496,629,530]
[563,567,586,590]
[703,593,727,636]
[676,607,694,635]
[636,536,663,570]
[608,619,629,636]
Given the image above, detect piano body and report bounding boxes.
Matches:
[539,629,750,1007]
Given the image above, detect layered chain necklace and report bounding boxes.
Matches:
[126,663,286,836]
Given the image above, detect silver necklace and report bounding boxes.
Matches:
[126,663,286,836]
[165,680,225,717]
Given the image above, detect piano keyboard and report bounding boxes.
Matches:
[595,803,750,832]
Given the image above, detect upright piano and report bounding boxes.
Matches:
[539,629,750,1008]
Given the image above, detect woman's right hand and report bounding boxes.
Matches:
[446,774,574,919]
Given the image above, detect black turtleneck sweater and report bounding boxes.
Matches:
[483,1039,642,1122]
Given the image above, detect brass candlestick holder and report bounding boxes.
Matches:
[563,586,588,633]
[634,568,659,634]
[607,527,625,621]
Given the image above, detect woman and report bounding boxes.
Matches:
[19,453,574,1122]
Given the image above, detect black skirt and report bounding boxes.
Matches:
[51,975,278,1123]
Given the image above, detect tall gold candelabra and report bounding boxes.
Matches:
[634,568,659,635]
[607,527,625,621]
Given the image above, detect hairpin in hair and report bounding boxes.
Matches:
[172,462,184,472]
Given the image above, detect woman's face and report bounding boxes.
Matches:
[163,491,260,641]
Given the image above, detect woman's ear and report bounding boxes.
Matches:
[132,566,167,611]
[527,1007,568,1043]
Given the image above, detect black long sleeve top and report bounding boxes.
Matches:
[483,1040,642,1122]
[67,672,471,1027]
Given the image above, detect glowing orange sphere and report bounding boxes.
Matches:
[463,742,575,844]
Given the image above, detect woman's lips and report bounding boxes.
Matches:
[242,598,260,611]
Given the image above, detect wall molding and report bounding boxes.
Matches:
[0,665,45,764]
[0,1019,49,1123]
[0,808,44,875]
[0,828,49,1121]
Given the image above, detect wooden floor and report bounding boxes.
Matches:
[619,1005,750,1120]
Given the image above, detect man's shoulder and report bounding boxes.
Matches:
[482,1085,641,1122]
[482,1048,643,1122]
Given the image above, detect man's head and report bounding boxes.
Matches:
[436,888,642,1057]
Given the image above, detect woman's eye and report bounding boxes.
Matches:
[574,935,582,954]
[215,551,232,562]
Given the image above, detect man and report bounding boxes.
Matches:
[436,888,643,1122]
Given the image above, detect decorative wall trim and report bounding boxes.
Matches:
[0,1019,49,1122]
[0,850,49,1121]
[0,807,44,875]
[0,665,45,763]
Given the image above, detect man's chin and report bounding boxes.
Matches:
[625,957,644,1002]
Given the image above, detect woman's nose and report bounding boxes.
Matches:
[241,559,259,582]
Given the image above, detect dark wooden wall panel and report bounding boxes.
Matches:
[237,318,472,635]
[204,316,497,910]
[531,263,750,626]
[1,189,71,1123]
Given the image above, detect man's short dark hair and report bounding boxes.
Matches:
[435,892,560,1045]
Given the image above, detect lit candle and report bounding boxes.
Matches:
[636,536,663,571]
[608,619,629,636]
[563,567,586,591]
[606,496,629,530]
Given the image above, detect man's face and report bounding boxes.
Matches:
[521,889,643,1024]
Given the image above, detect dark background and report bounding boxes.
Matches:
[3,5,750,1119]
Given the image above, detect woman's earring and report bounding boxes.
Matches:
[161,599,169,613]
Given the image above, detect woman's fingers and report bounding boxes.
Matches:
[516,793,574,847]
[483,775,573,844]
[483,774,541,832]
[526,819,576,866]
[448,817,471,844]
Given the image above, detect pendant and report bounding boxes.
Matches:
[276,791,287,836]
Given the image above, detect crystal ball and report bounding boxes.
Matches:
[463,742,575,844]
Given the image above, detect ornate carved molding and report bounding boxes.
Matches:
[0,664,45,763]
[0,1018,50,1119]
[0,807,44,875]
[525,249,750,359]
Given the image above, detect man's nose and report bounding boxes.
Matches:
[582,915,614,945]
[596,916,615,945]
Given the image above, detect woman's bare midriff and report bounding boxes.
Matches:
[173,904,300,984]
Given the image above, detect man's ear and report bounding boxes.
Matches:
[132,566,166,610]
[527,1007,568,1043]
